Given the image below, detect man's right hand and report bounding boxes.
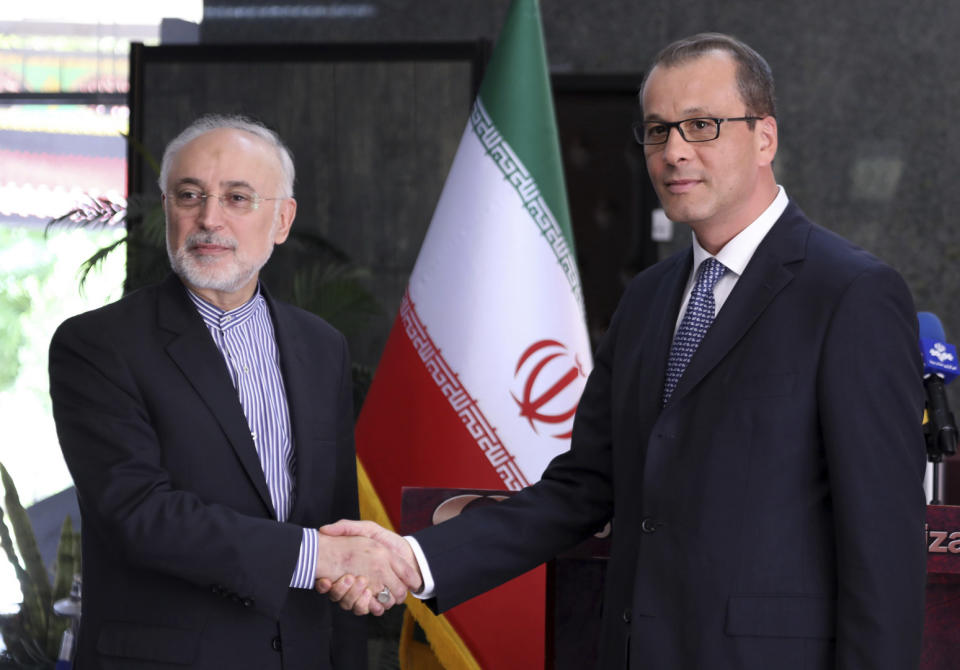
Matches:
[313,529,420,616]
[315,520,424,616]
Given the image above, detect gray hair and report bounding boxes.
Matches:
[157,114,296,197]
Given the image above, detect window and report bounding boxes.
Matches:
[0,0,201,622]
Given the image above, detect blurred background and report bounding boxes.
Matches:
[3,0,960,665]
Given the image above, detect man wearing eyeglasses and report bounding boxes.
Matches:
[48,115,419,669]
[321,33,926,669]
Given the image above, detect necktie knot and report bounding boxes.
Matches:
[662,257,727,406]
[694,257,727,295]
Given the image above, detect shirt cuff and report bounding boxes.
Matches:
[289,528,319,589]
[404,535,436,599]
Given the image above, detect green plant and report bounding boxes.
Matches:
[0,463,80,668]
[45,192,165,294]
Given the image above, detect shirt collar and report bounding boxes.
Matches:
[186,285,266,332]
[691,186,789,276]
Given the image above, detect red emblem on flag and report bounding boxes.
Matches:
[511,339,586,439]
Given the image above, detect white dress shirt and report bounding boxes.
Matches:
[674,186,789,331]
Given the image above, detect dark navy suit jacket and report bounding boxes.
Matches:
[414,203,927,669]
[49,274,365,669]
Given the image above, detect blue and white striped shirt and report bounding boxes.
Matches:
[187,287,318,589]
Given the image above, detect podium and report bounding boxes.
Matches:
[924,505,960,669]
[402,490,959,668]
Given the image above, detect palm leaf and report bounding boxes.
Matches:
[77,236,130,291]
[292,264,381,339]
[44,195,126,235]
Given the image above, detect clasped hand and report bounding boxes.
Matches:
[314,520,423,616]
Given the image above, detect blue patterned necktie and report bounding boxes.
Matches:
[662,257,727,406]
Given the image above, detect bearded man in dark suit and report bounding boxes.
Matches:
[49,115,418,669]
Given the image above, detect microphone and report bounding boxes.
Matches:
[918,312,959,462]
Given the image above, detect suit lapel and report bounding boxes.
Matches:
[667,205,809,405]
[156,274,277,517]
[637,251,692,417]
[264,290,321,525]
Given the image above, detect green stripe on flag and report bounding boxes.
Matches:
[478,0,575,258]
[469,99,584,310]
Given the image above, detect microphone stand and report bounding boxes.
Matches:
[925,374,958,505]
[929,453,947,506]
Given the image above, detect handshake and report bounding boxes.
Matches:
[313,520,424,616]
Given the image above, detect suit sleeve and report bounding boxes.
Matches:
[49,317,303,620]
[817,264,927,669]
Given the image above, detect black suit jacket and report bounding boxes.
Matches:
[49,274,365,669]
[414,203,927,670]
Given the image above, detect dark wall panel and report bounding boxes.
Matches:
[200,0,960,367]
[129,44,481,369]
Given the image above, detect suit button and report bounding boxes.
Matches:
[241,598,254,608]
[640,517,659,533]
[271,636,282,652]
[622,609,632,624]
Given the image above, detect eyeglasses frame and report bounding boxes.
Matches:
[165,189,286,214]
[634,116,764,146]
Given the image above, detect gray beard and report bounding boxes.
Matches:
[166,231,274,293]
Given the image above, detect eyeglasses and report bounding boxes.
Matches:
[633,116,762,145]
[167,187,284,214]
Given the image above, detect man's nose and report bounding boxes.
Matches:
[661,126,691,164]
[195,195,224,229]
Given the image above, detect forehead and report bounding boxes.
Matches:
[642,51,742,118]
[168,127,281,187]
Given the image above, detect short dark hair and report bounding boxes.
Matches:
[643,32,776,120]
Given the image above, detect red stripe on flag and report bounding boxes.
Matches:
[357,313,508,523]
[357,302,545,669]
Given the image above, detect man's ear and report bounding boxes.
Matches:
[273,198,297,244]
[756,115,778,165]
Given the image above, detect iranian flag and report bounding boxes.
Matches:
[354,0,591,667]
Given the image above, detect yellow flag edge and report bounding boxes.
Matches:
[355,456,482,670]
